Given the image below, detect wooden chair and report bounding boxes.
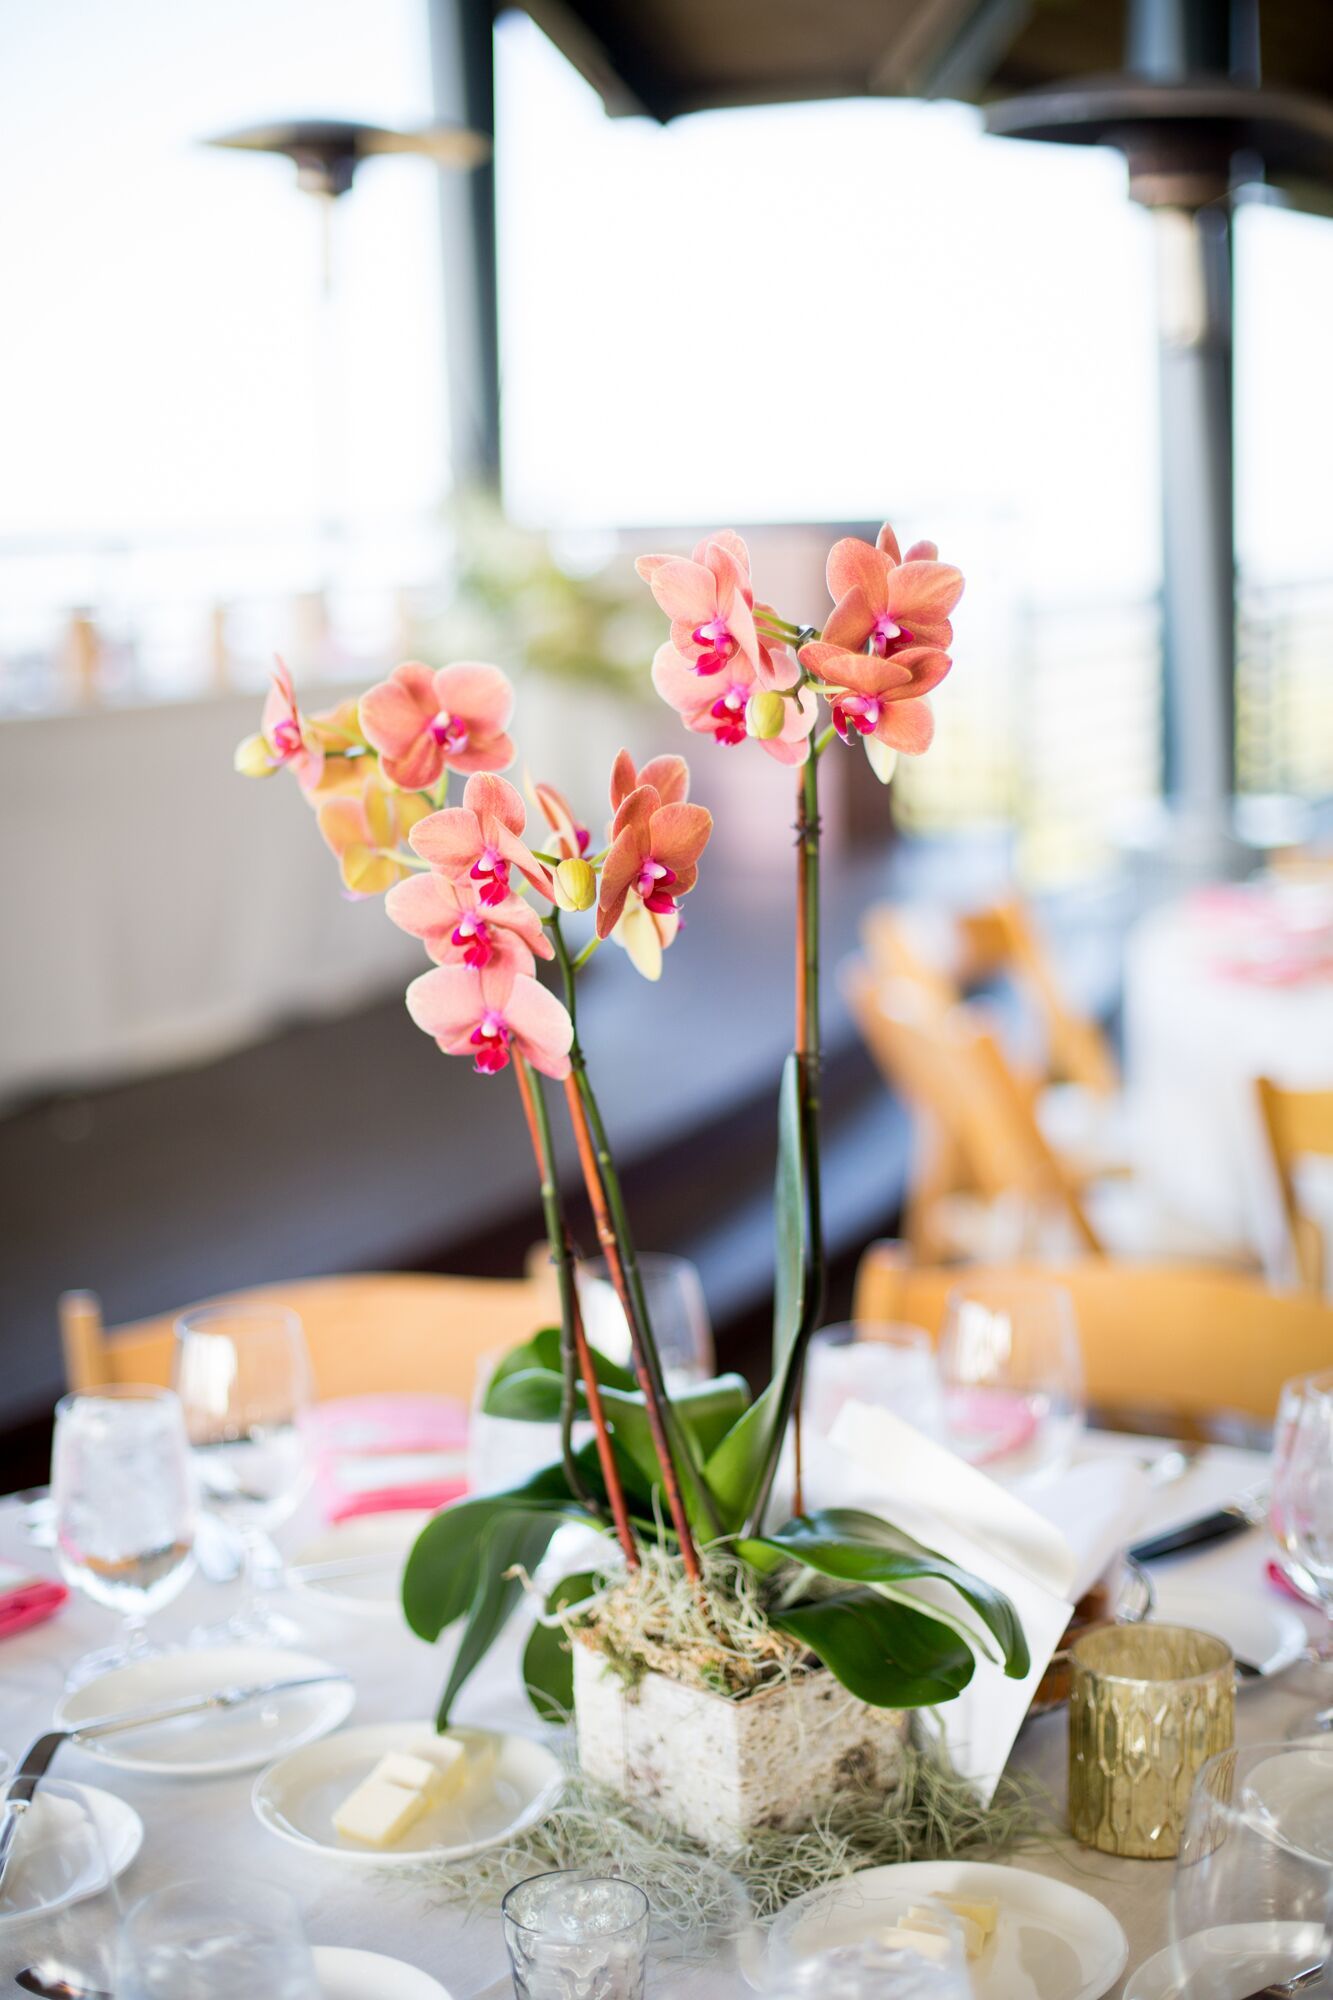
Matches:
[861,896,1118,1095]
[852,1240,1333,1426]
[1256,1079,1333,1294]
[59,1269,560,1402]
[844,964,1104,1258]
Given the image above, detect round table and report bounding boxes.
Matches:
[0,1437,1321,1999]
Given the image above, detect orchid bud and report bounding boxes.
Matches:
[746,690,786,741]
[555,857,597,911]
[234,732,277,778]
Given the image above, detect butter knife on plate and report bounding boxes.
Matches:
[1129,1485,1270,1564]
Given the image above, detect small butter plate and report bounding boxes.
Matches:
[767,1860,1128,2000]
[53,1647,355,1777]
[1148,1583,1308,1684]
[312,1945,452,1998]
[0,1784,142,1928]
[253,1720,562,1867]
[289,1512,431,1619]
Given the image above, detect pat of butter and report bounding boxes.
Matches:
[937,1895,998,1941]
[878,1927,954,1964]
[419,1735,469,1798]
[333,1773,429,1848]
[906,1905,985,1960]
[377,1750,441,1793]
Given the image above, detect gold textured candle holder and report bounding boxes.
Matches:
[1068,1624,1235,1859]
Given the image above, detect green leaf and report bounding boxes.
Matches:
[771,1586,977,1707]
[738,1509,1030,1680]
[522,1570,599,1724]
[436,1511,562,1726]
[701,1382,778,1532]
[483,1327,636,1408]
[401,1462,581,1642]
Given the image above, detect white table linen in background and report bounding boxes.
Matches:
[0,1437,1322,2000]
[1123,894,1333,1283]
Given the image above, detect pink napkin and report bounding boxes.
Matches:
[946,1388,1041,1467]
[333,1479,466,1524]
[302,1394,470,1523]
[0,1566,68,1640]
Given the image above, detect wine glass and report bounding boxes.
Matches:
[173,1302,313,1645]
[51,1384,196,1686]
[804,1322,943,1442]
[1271,1370,1333,1737]
[577,1253,715,1389]
[936,1276,1084,1485]
[1166,1742,1333,1996]
[4,1777,126,1996]
[117,1878,321,1999]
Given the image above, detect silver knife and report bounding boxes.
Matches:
[0,1672,348,1893]
[1129,1483,1270,1564]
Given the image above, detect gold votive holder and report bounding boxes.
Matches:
[1067,1624,1235,1859]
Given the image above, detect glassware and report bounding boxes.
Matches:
[804,1322,943,1442]
[4,1777,125,1995]
[174,1302,313,1645]
[1271,1369,1333,1737]
[1068,1624,1235,1858]
[503,1869,651,2000]
[51,1384,196,1685]
[1166,1742,1333,1997]
[760,1938,973,1999]
[117,1878,321,1999]
[936,1275,1084,1485]
[577,1253,714,1389]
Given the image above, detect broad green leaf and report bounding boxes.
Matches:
[401,1462,582,1642]
[522,1570,599,1724]
[738,1509,1030,1679]
[771,1585,977,1707]
[483,1327,636,1407]
[436,1511,563,1725]
[702,1382,779,1532]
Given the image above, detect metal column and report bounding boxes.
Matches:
[429,0,502,485]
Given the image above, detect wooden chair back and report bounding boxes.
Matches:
[844,964,1103,1256]
[1256,1079,1333,1294]
[59,1270,559,1402]
[861,897,1118,1095]
[852,1240,1333,1424]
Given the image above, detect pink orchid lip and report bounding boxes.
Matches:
[270,717,302,756]
[691,617,737,675]
[470,847,510,906]
[428,709,470,751]
[869,615,912,657]
[469,1011,510,1072]
[708,682,748,746]
[833,695,882,740]
[636,857,679,913]
[452,915,494,968]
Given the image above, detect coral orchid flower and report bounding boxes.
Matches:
[608,747,690,813]
[386,871,551,976]
[636,531,796,691]
[798,639,952,780]
[406,963,572,1079]
[651,642,817,765]
[359,660,515,792]
[410,773,556,906]
[529,777,591,862]
[596,782,712,941]
[609,894,680,982]
[235,658,325,792]
[822,525,963,660]
[316,773,431,896]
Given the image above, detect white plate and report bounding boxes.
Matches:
[312,1945,452,1998]
[253,1720,562,1867]
[1126,1920,1324,2000]
[1149,1582,1308,1682]
[766,1860,1128,2000]
[54,1647,355,1776]
[290,1512,430,1618]
[0,1783,142,1927]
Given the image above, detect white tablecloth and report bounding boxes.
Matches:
[1123,893,1333,1280]
[0,1439,1322,1999]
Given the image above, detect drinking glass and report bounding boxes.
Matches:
[761,1938,973,1999]
[1271,1370,1333,1737]
[1166,1742,1333,1997]
[51,1384,196,1685]
[2,1777,126,1993]
[503,1869,651,2000]
[174,1302,313,1645]
[936,1276,1084,1484]
[804,1322,943,1442]
[577,1254,714,1389]
[117,1879,321,1999]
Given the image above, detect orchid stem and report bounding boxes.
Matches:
[511,1055,638,1566]
[571,936,601,972]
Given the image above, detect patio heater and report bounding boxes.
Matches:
[984,0,1333,871]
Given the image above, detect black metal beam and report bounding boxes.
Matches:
[428,0,502,483]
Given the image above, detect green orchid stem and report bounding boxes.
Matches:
[547,914,722,1548]
[570,935,601,972]
[813,724,839,758]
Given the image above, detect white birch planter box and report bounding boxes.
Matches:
[573,1643,908,1846]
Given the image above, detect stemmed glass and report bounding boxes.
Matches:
[577,1253,715,1389]
[117,1879,321,1998]
[4,1777,126,1996]
[804,1322,943,1442]
[51,1384,196,1686]
[1167,1742,1333,1997]
[1271,1370,1333,1737]
[173,1303,313,1645]
[936,1276,1084,1485]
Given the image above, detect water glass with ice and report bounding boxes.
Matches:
[117,1879,321,1999]
[503,1869,651,2000]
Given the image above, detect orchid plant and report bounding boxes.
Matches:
[237,523,1028,1726]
